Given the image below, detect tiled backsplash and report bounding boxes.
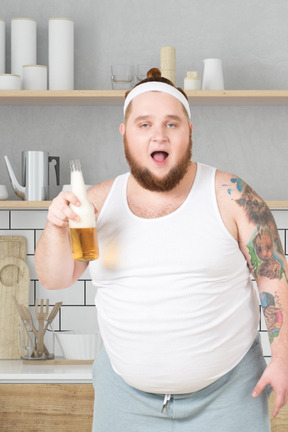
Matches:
[1,207,288,361]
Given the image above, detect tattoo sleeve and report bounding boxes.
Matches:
[222,177,287,346]
[260,292,283,343]
[223,178,287,281]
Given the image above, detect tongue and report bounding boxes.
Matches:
[153,151,167,162]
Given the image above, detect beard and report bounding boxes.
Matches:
[124,135,192,192]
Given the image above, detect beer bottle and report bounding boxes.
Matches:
[69,159,99,261]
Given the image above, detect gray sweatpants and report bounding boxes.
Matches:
[92,334,271,432]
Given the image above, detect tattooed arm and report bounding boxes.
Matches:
[217,171,288,418]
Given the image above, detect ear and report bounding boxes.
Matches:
[189,122,193,133]
[119,123,125,137]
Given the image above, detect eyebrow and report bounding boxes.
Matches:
[133,115,150,122]
[133,114,183,123]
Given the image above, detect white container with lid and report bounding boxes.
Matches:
[49,18,74,90]
[22,65,47,90]
[0,73,21,89]
[0,20,5,74]
[11,18,37,88]
[184,71,201,90]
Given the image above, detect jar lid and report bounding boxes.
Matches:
[23,65,47,68]
[49,17,74,22]
[186,71,199,79]
[11,17,36,21]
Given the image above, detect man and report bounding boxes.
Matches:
[35,72,288,431]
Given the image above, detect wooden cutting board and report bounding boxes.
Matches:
[0,236,30,359]
[0,236,26,285]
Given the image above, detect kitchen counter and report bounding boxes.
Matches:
[0,359,93,384]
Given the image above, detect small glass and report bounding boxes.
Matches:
[19,322,55,360]
[136,64,153,82]
[111,65,134,90]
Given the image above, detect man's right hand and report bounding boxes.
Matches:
[47,191,81,228]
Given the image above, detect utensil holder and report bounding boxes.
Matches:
[19,322,55,360]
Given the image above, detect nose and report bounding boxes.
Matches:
[151,125,167,143]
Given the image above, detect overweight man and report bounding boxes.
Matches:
[35,71,288,432]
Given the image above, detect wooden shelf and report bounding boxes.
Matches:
[185,90,288,106]
[0,200,287,209]
[0,201,52,208]
[0,90,124,106]
[1,90,288,106]
[266,201,288,209]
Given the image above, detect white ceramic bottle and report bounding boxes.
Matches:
[69,160,99,261]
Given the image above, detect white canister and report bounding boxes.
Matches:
[22,65,47,90]
[11,18,37,87]
[0,20,5,74]
[0,74,21,90]
[0,185,8,200]
[202,58,224,90]
[49,18,74,90]
[184,71,201,90]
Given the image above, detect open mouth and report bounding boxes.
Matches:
[151,151,169,163]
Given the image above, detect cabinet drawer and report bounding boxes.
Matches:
[0,384,94,431]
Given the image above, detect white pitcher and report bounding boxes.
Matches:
[202,59,224,90]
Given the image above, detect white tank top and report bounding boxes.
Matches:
[89,163,259,394]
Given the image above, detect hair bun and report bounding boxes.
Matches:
[147,68,162,79]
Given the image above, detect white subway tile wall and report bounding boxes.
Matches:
[0,208,288,361]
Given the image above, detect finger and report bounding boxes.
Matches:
[62,191,81,207]
[60,192,82,221]
[273,393,286,418]
[47,212,69,228]
[48,194,80,224]
[52,191,80,210]
[56,204,79,222]
[252,377,268,398]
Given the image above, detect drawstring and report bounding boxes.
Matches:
[161,394,171,413]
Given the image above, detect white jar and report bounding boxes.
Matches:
[0,185,8,200]
[22,65,47,90]
[0,20,5,74]
[202,59,224,90]
[184,71,201,90]
[11,18,37,88]
[0,74,21,89]
[49,18,74,90]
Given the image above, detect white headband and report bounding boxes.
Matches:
[123,82,191,119]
